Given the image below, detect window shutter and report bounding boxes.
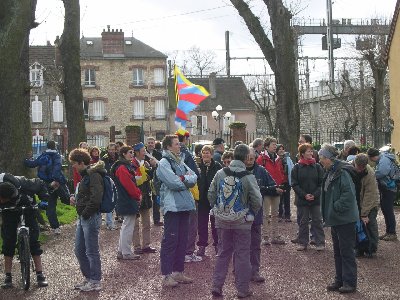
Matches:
[92,100,104,120]
[53,96,63,122]
[153,68,164,86]
[201,116,207,135]
[32,96,42,123]
[190,115,197,135]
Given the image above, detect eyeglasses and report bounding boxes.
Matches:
[127,151,134,154]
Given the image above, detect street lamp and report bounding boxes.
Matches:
[212,105,231,137]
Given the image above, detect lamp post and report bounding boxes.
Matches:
[212,105,231,138]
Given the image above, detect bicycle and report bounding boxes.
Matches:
[0,204,38,290]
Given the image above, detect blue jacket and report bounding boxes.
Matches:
[375,152,397,192]
[248,163,277,225]
[157,150,197,215]
[24,149,66,184]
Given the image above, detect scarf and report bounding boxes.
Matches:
[166,150,181,164]
[298,158,316,165]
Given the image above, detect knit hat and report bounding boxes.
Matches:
[133,142,145,151]
[175,128,190,138]
[213,138,225,146]
[367,148,380,157]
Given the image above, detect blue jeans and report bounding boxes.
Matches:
[331,223,357,287]
[160,211,190,275]
[75,213,102,283]
[105,212,114,227]
[378,185,397,234]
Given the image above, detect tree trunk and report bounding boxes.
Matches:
[0,0,37,175]
[59,0,86,150]
[230,0,300,156]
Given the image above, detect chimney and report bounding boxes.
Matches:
[209,72,217,99]
[101,26,124,56]
[54,36,61,66]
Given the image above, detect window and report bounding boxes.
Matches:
[32,96,42,123]
[153,68,164,86]
[83,99,89,120]
[132,68,144,86]
[53,96,63,122]
[92,100,105,120]
[223,114,235,134]
[154,99,165,119]
[133,99,145,119]
[190,115,207,135]
[30,63,43,87]
[84,69,96,86]
[87,135,106,147]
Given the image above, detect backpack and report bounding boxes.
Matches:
[388,157,400,182]
[100,175,118,213]
[152,158,176,195]
[211,167,250,223]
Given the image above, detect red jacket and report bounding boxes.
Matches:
[256,151,285,185]
[73,168,82,189]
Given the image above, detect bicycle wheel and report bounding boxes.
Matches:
[18,230,31,290]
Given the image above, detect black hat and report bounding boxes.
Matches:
[47,140,56,150]
[212,138,225,146]
[367,148,380,157]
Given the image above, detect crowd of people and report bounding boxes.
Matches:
[0,132,398,297]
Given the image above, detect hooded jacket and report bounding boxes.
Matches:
[375,152,398,192]
[24,149,66,184]
[358,164,380,217]
[256,151,285,185]
[321,160,359,227]
[156,150,197,214]
[75,161,106,219]
[208,160,262,230]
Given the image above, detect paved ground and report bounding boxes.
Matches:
[1,205,400,300]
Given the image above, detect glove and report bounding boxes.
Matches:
[38,201,48,210]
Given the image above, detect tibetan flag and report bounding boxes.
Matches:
[174,65,209,129]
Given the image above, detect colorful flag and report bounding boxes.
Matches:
[174,65,210,129]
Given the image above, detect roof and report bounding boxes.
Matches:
[29,46,55,67]
[168,76,254,111]
[385,0,400,61]
[80,37,167,59]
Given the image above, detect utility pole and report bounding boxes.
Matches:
[305,56,310,100]
[225,31,230,77]
[326,0,334,84]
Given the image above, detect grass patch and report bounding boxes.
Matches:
[0,200,77,249]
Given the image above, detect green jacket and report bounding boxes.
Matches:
[321,161,359,227]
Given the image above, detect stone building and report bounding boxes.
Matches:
[81,26,168,146]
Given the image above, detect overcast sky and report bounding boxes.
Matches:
[30,0,397,84]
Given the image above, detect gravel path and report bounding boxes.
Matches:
[1,206,400,300]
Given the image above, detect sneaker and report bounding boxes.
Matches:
[237,290,253,298]
[120,253,140,260]
[309,239,316,245]
[80,282,102,292]
[53,228,61,235]
[171,272,193,284]
[379,233,388,240]
[382,233,398,241]
[74,279,89,290]
[162,275,178,288]
[117,252,123,260]
[37,274,48,287]
[134,248,144,255]
[327,281,342,291]
[142,247,157,253]
[296,244,307,251]
[315,245,325,251]
[251,273,265,283]
[291,237,299,244]
[338,283,356,294]
[211,286,223,297]
[271,236,286,245]
[1,275,12,289]
[262,238,271,246]
[185,253,203,263]
[196,246,206,257]
[106,225,117,231]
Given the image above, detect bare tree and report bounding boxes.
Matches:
[58,0,86,150]
[229,0,300,155]
[0,0,38,175]
[185,46,224,77]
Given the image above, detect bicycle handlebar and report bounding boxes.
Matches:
[0,204,39,213]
